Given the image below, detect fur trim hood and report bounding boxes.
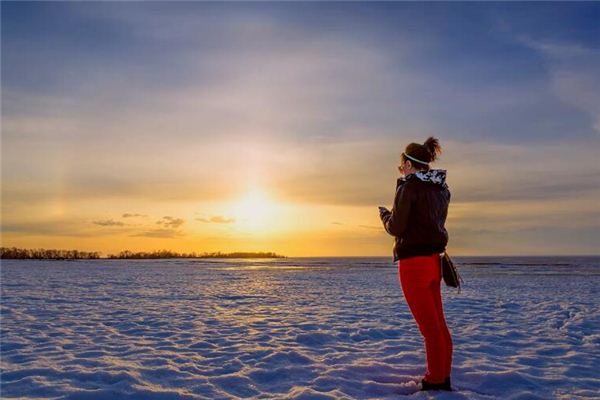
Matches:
[397,169,448,189]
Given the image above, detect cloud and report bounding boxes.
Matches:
[517,36,600,135]
[3,134,599,211]
[448,225,600,256]
[4,6,598,211]
[155,216,185,228]
[129,228,183,238]
[122,213,147,218]
[93,219,125,227]
[435,138,600,203]
[358,224,382,231]
[196,215,235,224]
[2,220,104,237]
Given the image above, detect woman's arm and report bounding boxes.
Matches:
[380,183,412,237]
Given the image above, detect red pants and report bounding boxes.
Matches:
[398,253,453,384]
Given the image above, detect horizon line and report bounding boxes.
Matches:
[3,255,600,259]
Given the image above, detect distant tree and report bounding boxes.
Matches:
[1,246,284,260]
[0,247,101,259]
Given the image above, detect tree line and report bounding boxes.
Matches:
[0,247,285,260]
[0,247,101,260]
[108,250,284,259]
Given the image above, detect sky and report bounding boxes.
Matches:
[1,2,599,257]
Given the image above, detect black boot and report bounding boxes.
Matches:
[444,376,452,391]
[420,377,452,391]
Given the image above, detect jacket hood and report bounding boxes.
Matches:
[397,169,448,189]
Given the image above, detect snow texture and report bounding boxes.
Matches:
[1,256,599,399]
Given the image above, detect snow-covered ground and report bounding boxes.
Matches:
[1,256,599,399]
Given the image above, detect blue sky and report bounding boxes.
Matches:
[2,2,599,256]
[3,2,599,143]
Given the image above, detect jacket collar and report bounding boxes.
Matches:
[397,169,448,189]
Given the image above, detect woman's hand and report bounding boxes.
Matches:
[378,206,390,219]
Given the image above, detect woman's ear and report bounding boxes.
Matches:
[406,160,413,170]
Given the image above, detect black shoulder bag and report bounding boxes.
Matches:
[440,252,464,293]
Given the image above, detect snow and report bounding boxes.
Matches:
[1,256,599,399]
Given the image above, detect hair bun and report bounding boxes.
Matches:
[423,136,442,162]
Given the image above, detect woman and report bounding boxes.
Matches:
[379,137,453,391]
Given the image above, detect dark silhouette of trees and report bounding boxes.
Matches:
[106,249,284,259]
[0,246,285,259]
[0,247,101,259]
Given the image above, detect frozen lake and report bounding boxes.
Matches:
[1,256,599,399]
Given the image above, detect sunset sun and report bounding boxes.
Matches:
[232,188,277,232]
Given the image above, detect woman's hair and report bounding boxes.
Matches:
[401,136,442,171]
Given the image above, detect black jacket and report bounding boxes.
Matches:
[380,169,450,262]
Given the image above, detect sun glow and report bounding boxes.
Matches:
[232,188,277,233]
